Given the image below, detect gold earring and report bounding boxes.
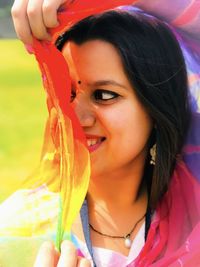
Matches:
[150,144,156,165]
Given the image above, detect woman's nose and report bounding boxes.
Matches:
[72,97,96,128]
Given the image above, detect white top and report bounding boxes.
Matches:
[73,222,145,267]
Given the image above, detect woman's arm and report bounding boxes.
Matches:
[33,241,91,267]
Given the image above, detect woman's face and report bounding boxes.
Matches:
[62,40,153,178]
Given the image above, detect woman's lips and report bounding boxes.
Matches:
[85,134,106,152]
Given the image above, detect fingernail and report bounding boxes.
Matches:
[25,44,34,54]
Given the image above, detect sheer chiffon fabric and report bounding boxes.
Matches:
[0,1,199,266]
[132,161,200,266]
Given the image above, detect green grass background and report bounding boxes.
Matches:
[0,39,47,199]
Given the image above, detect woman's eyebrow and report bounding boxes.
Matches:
[87,80,127,89]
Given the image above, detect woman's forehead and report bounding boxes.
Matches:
[62,40,147,117]
[62,40,131,92]
[62,40,129,85]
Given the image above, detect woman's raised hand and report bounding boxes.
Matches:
[11,0,66,44]
[34,240,91,267]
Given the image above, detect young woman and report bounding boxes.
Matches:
[9,1,200,266]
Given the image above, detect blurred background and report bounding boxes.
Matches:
[0,0,15,38]
[0,1,47,200]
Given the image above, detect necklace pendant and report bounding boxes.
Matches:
[124,236,132,248]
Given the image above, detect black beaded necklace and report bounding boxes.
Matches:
[89,212,147,249]
[80,200,152,267]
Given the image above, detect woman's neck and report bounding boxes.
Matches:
[88,164,147,209]
[87,165,148,228]
[86,170,148,256]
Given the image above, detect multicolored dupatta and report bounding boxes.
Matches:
[0,1,199,266]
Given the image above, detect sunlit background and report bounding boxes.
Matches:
[0,1,47,200]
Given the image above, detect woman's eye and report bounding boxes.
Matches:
[93,90,120,102]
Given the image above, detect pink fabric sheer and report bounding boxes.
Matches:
[132,161,200,266]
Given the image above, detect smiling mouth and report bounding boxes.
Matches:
[86,137,106,152]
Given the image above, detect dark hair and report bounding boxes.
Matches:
[56,9,190,208]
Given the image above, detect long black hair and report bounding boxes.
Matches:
[56,8,191,208]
